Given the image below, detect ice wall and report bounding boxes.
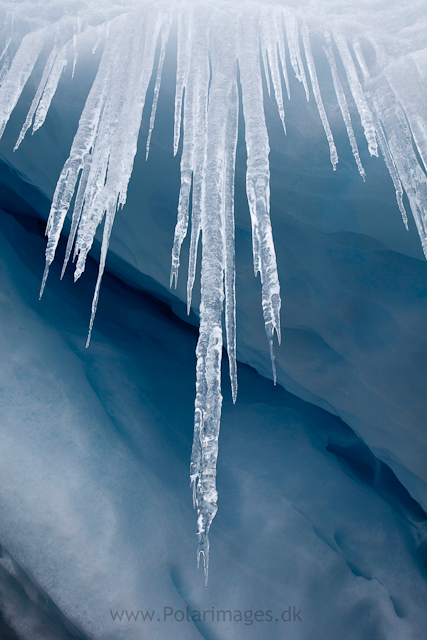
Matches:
[0,209,426,639]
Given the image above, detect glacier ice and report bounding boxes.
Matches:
[1,0,427,585]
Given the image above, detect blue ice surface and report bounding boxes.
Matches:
[0,206,426,640]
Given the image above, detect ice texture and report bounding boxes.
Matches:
[1,0,427,590]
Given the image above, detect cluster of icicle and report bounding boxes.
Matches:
[1,0,427,584]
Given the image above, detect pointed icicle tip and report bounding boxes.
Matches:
[197,548,209,588]
[60,261,67,280]
[39,263,50,299]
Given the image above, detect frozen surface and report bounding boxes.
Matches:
[0,209,427,640]
[0,0,427,632]
[2,1,427,564]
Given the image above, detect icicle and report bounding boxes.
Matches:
[260,29,271,97]
[223,79,239,404]
[146,13,172,160]
[323,31,365,179]
[333,31,378,157]
[74,8,164,340]
[372,76,427,254]
[283,10,309,101]
[373,113,408,229]
[239,8,281,380]
[72,11,147,278]
[385,53,427,178]
[173,7,192,157]
[260,7,286,134]
[14,44,59,151]
[185,6,211,311]
[39,15,126,297]
[190,7,238,585]
[170,10,196,288]
[72,16,81,79]
[274,9,290,101]
[301,26,338,170]
[33,43,68,133]
[0,29,46,140]
[170,4,210,292]
[85,194,117,347]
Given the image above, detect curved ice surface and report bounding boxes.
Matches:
[1,210,427,639]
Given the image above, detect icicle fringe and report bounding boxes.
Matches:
[2,1,427,585]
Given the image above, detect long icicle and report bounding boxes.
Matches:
[170,4,210,292]
[371,78,427,246]
[223,78,239,404]
[186,4,211,313]
[260,7,286,134]
[323,30,365,179]
[301,26,338,170]
[373,112,408,229]
[191,6,238,586]
[283,9,309,101]
[239,6,281,382]
[173,7,192,157]
[170,8,196,288]
[146,12,172,160]
[274,9,290,100]
[333,31,378,157]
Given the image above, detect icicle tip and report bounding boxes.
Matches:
[39,263,50,299]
